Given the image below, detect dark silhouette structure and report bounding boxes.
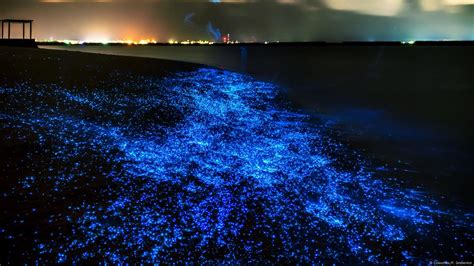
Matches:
[1,19,33,39]
[0,19,36,47]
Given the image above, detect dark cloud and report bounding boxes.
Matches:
[0,0,473,41]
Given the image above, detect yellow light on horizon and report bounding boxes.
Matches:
[39,37,221,46]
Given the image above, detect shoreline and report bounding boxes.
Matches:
[0,46,472,263]
[4,46,474,204]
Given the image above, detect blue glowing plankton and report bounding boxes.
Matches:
[0,68,471,263]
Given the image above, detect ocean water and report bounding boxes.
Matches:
[41,45,474,205]
[1,65,471,263]
[0,45,470,263]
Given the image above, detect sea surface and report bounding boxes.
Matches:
[1,45,470,263]
[41,44,474,205]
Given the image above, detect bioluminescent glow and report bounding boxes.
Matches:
[0,69,471,263]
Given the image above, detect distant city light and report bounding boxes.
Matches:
[36,34,267,46]
[401,40,416,45]
[36,38,469,46]
[37,38,159,45]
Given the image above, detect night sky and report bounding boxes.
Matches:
[1,0,473,42]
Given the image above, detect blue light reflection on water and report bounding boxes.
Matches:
[0,68,471,263]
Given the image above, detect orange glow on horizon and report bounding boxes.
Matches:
[37,37,159,45]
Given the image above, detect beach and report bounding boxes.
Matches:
[42,44,474,202]
[0,46,472,263]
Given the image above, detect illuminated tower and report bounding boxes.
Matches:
[223,33,230,43]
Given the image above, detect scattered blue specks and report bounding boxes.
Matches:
[0,68,472,263]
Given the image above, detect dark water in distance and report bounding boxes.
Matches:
[41,45,474,205]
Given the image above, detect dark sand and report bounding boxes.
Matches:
[0,46,472,263]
